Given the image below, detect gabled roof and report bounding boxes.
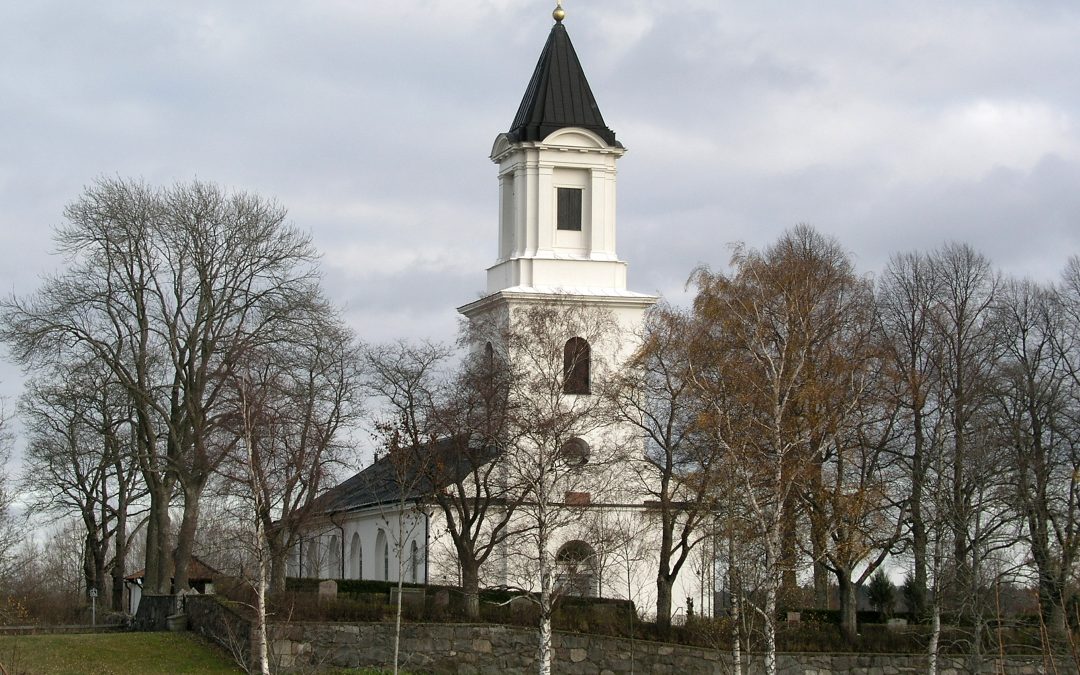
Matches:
[507,20,619,148]
[313,436,499,514]
[125,555,221,583]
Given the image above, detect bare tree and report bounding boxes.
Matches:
[362,340,448,675]
[992,277,1080,640]
[214,315,362,593]
[606,303,719,631]
[930,243,1006,613]
[427,324,529,619]
[497,299,624,675]
[0,402,21,585]
[876,251,945,618]
[18,361,146,611]
[1,178,328,596]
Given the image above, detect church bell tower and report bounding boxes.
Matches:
[462,5,654,316]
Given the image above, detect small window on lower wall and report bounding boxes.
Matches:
[557,187,582,231]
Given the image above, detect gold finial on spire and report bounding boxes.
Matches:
[553,0,566,23]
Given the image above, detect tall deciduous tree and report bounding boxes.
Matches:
[215,315,361,593]
[691,225,883,669]
[876,250,944,619]
[0,402,20,585]
[607,303,718,631]
[993,278,1080,638]
[428,326,528,620]
[18,361,145,611]
[1,177,327,596]
[930,243,1009,622]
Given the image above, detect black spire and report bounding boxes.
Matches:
[507,21,619,147]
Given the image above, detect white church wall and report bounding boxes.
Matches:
[298,505,429,584]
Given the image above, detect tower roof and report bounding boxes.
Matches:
[507,20,620,147]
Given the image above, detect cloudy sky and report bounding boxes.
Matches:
[2,0,1079,420]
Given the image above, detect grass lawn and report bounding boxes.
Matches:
[0,632,243,674]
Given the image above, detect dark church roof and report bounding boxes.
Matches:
[313,437,499,514]
[125,555,221,583]
[507,19,620,147]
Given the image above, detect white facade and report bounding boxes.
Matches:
[487,127,629,294]
[293,506,428,585]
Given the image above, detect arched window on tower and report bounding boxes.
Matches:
[563,337,591,395]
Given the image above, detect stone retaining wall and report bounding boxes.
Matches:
[0,625,126,636]
[182,599,1067,674]
[266,621,1068,674]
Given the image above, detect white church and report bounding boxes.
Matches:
[294,6,708,622]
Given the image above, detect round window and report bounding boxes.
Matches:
[559,437,590,466]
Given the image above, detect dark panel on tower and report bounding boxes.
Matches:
[507,22,620,148]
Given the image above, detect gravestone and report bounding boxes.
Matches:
[318,580,338,602]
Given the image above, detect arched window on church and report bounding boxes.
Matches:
[305,538,321,578]
[328,534,341,579]
[410,541,420,583]
[563,337,591,395]
[349,532,362,580]
[376,529,388,581]
[555,540,598,597]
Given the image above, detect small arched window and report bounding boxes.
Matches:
[349,532,362,580]
[305,539,321,578]
[563,337,591,395]
[376,529,388,581]
[410,541,420,583]
[287,543,301,578]
[328,535,341,579]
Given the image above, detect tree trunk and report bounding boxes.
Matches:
[655,575,673,633]
[111,540,127,612]
[83,531,98,596]
[538,589,553,675]
[779,491,799,601]
[811,531,829,609]
[253,528,270,675]
[461,562,481,620]
[764,577,777,675]
[909,411,928,619]
[837,571,858,642]
[809,453,829,609]
[729,551,742,675]
[538,523,553,675]
[172,483,204,591]
[144,484,172,594]
[928,602,941,675]
[269,547,289,594]
[111,481,129,612]
[1038,571,1067,641]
